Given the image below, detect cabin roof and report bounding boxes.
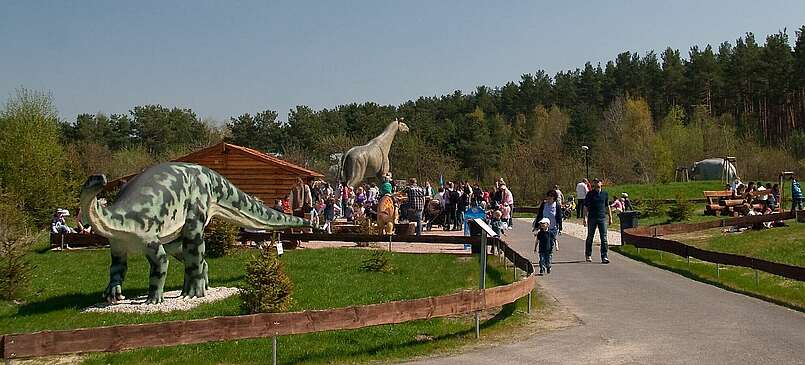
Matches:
[177,142,324,178]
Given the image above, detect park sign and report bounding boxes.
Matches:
[472,218,497,237]
[463,206,486,236]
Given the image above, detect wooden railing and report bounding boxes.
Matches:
[621,211,805,281]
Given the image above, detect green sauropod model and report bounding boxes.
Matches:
[80,162,311,304]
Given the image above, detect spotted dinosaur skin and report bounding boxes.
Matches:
[80,162,311,304]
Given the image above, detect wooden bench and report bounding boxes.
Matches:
[49,233,109,249]
[703,191,734,215]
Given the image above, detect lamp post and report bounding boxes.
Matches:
[581,145,590,179]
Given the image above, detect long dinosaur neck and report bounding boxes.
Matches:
[370,122,398,154]
[80,193,121,238]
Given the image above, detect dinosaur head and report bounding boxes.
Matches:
[81,174,108,197]
[397,119,409,133]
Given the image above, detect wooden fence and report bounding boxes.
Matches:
[5,234,535,359]
[621,211,805,281]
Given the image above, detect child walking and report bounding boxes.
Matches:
[490,210,505,237]
[533,218,553,275]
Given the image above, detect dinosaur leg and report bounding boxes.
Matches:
[144,242,169,304]
[180,222,208,298]
[166,240,209,290]
[104,241,128,303]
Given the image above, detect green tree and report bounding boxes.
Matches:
[0,88,76,225]
[130,105,209,154]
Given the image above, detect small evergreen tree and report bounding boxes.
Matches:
[240,249,293,314]
[361,250,393,273]
[204,218,239,258]
[667,194,694,222]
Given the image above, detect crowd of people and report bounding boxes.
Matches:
[282,174,518,237]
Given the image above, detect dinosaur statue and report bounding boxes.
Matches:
[80,162,311,304]
[340,118,409,187]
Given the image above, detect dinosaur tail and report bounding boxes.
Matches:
[79,174,125,238]
[209,172,312,231]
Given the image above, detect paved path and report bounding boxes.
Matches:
[407,219,805,364]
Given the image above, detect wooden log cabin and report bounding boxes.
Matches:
[108,142,324,204]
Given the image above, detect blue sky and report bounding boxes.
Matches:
[1,0,803,123]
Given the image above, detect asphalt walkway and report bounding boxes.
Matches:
[406,219,805,364]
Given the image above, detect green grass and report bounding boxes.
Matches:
[615,224,805,311]
[1,239,532,364]
[604,180,725,201]
[682,224,805,268]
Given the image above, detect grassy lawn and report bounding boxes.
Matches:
[615,222,805,311]
[1,240,532,364]
[604,180,725,200]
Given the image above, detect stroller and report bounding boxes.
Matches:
[562,196,575,220]
[424,197,448,230]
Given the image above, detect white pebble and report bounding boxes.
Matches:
[82,287,240,314]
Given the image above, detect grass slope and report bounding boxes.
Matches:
[0,242,530,364]
[616,223,805,310]
[604,180,725,200]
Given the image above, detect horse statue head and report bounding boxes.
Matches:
[395,118,410,133]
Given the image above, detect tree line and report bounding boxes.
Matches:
[3,27,804,227]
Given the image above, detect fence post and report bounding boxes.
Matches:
[477,231,487,340]
[272,336,277,365]
[527,290,532,314]
[716,263,720,281]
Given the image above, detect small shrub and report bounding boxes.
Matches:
[638,199,664,218]
[0,198,36,301]
[204,218,239,257]
[361,250,393,273]
[240,249,294,314]
[667,194,694,222]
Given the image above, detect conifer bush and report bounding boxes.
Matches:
[240,249,294,314]
[667,194,694,222]
[204,218,239,257]
[361,250,393,273]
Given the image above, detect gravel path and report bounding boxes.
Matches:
[82,287,239,314]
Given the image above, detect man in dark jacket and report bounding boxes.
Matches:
[583,178,613,264]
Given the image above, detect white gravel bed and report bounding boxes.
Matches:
[515,218,622,246]
[82,287,239,314]
[559,221,622,245]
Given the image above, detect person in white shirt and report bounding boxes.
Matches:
[575,179,590,219]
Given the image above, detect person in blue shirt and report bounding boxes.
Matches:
[792,177,803,212]
[583,178,613,264]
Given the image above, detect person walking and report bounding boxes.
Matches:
[575,179,589,219]
[403,178,427,236]
[289,177,313,219]
[501,183,514,229]
[792,177,803,211]
[554,185,564,206]
[583,178,612,264]
[533,218,553,275]
[534,189,563,252]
